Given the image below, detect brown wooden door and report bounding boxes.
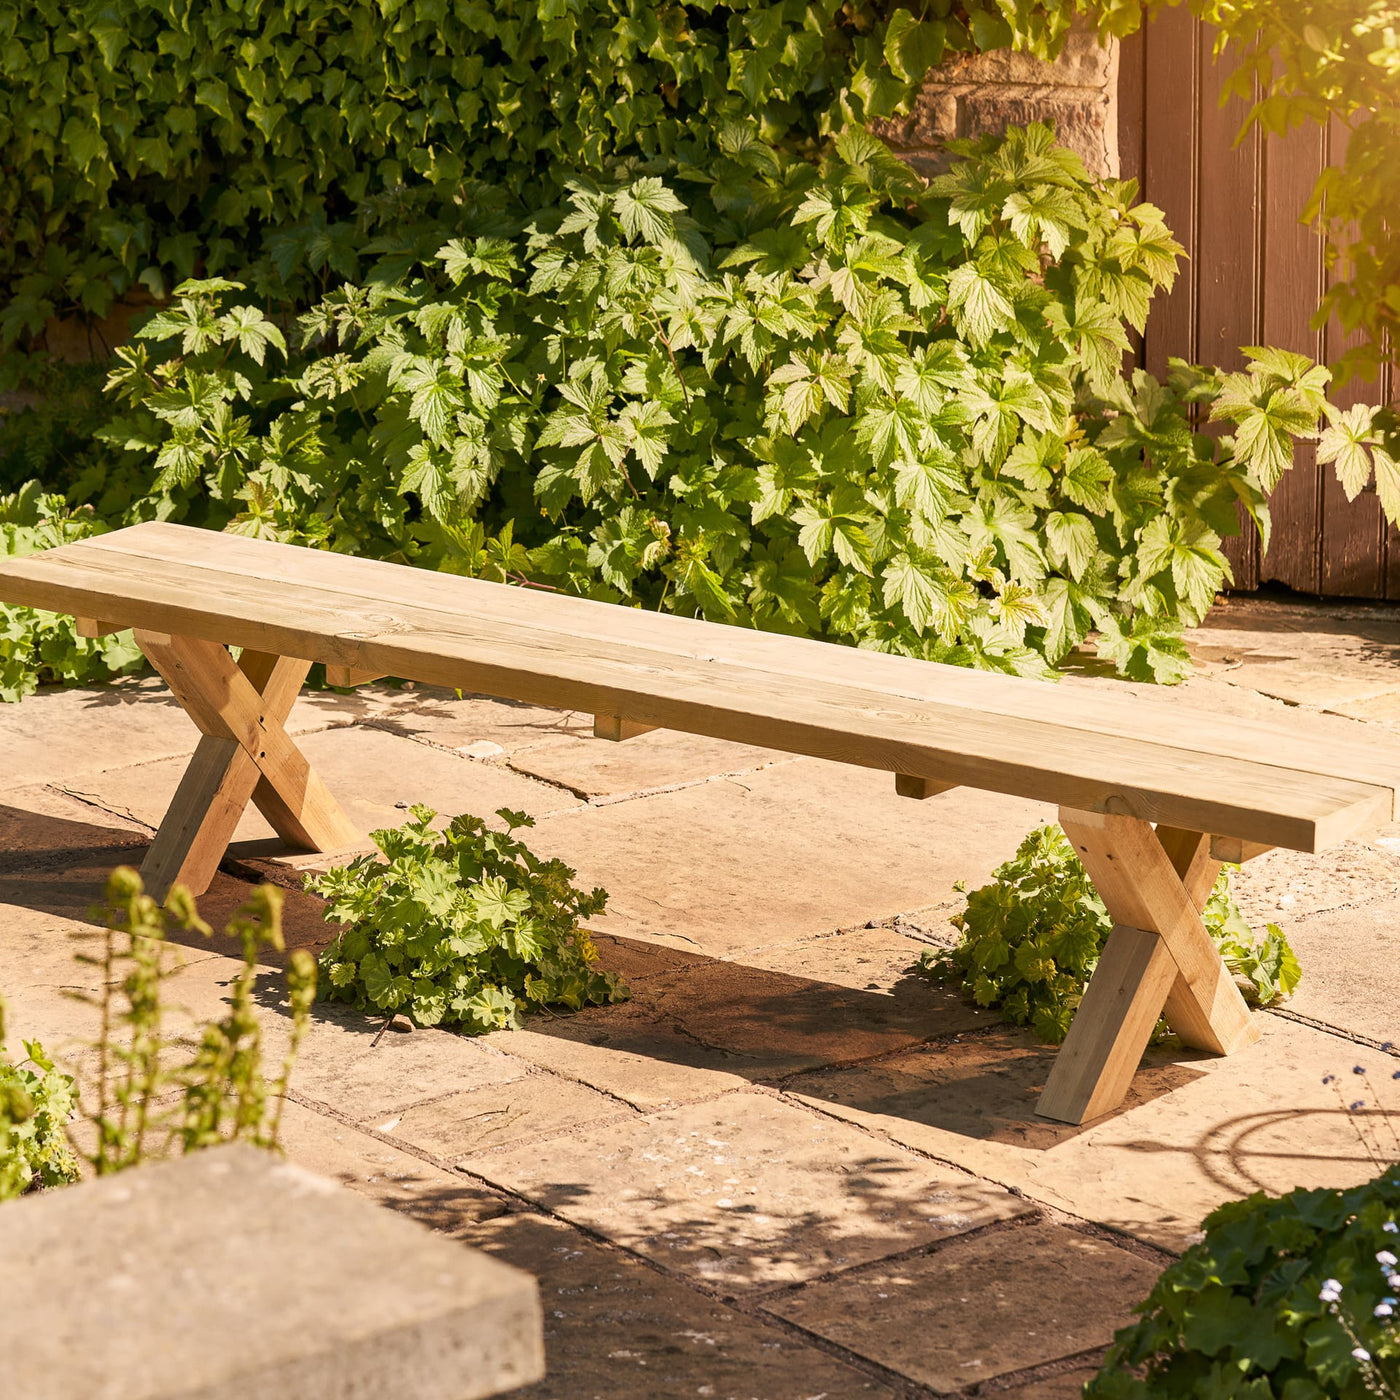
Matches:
[1118,16,1396,597]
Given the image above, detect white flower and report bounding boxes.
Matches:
[1386,1221,1400,1234]
[1354,1347,1373,1362]
[1379,1250,1399,1267]
[1321,1279,1344,1302]
[1376,1302,1395,1318]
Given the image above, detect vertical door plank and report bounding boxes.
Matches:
[1196,34,1262,590]
[1258,122,1326,592]
[1140,8,1200,379]
[1320,117,1386,597]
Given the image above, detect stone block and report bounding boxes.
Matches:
[762,1221,1159,1390]
[2,1143,543,1400]
[938,26,1117,88]
[461,1090,1031,1290]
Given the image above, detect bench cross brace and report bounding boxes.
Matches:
[1037,807,1261,1125]
[135,631,359,902]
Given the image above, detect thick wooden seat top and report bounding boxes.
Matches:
[1,521,1396,854]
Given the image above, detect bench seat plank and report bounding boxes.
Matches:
[0,526,1392,854]
[72,523,1400,810]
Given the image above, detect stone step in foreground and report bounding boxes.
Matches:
[3,1144,544,1400]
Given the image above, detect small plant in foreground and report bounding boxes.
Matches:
[921,824,1300,1043]
[1089,1069,1400,1398]
[310,806,627,1033]
[76,867,316,1174]
[0,995,80,1199]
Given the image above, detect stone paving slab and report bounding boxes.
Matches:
[0,782,149,872]
[761,1221,1159,1392]
[788,1014,1392,1251]
[452,1211,901,1399]
[363,691,592,756]
[461,1090,1032,1291]
[1273,895,1400,1046]
[386,1072,634,1157]
[1231,836,1400,928]
[289,1006,533,1124]
[0,676,435,791]
[275,1098,510,1226]
[487,928,987,1110]
[71,724,577,858]
[528,758,1052,956]
[506,729,789,801]
[481,1024,753,1113]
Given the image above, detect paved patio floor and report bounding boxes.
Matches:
[4,594,1400,1398]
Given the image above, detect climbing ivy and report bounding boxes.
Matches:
[0,0,1091,340]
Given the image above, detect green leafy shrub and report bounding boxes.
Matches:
[0,480,144,700]
[77,867,317,1173]
[311,806,627,1033]
[922,824,1300,1043]
[0,995,81,1199]
[1088,1162,1400,1398]
[0,0,1093,340]
[101,126,1373,683]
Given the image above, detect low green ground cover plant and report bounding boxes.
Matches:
[1088,1078,1400,1398]
[0,480,143,701]
[923,823,1300,1043]
[312,805,627,1033]
[0,996,80,1199]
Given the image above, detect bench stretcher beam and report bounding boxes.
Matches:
[135,631,358,901]
[1037,808,1260,1125]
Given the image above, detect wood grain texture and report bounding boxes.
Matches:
[1058,808,1259,1056]
[135,631,357,899]
[1259,120,1327,592]
[894,774,959,800]
[324,665,388,687]
[1,524,1396,853]
[592,715,657,742]
[1036,923,1180,1124]
[75,617,119,638]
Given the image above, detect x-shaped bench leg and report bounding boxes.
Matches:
[1036,807,1261,1125]
[135,631,360,902]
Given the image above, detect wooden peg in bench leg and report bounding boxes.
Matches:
[324,664,388,687]
[894,774,958,800]
[75,616,120,638]
[592,714,656,742]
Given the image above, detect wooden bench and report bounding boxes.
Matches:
[3,521,1398,1126]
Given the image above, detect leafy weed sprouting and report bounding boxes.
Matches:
[311,806,627,1033]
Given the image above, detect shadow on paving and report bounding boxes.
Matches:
[8,815,1339,1192]
[0,814,338,971]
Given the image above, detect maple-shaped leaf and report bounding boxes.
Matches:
[1316,402,1380,500]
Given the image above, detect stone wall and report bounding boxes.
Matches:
[875,25,1119,180]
